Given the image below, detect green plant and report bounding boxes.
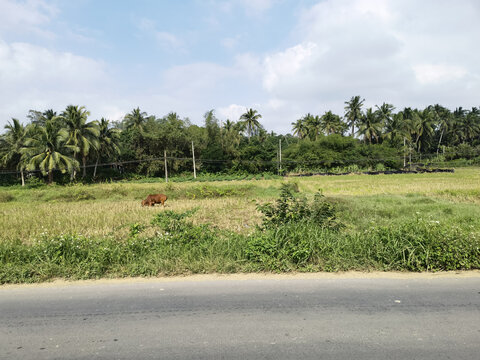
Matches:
[129,223,145,237]
[0,193,15,202]
[257,184,341,230]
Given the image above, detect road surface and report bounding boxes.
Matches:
[1,274,480,359]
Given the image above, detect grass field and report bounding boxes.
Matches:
[1,167,479,243]
[1,167,479,282]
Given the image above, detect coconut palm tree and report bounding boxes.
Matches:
[221,119,242,154]
[124,107,148,132]
[61,105,99,179]
[412,108,434,152]
[357,108,383,144]
[93,118,121,178]
[383,112,403,146]
[22,121,78,185]
[240,108,262,140]
[291,118,308,139]
[222,119,235,132]
[1,119,27,186]
[344,95,365,137]
[428,104,452,155]
[306,114,322,141]
[375,103,395,128]
[457,107,480,144]
[320,111,344,135]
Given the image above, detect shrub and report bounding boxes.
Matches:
[257,184,341,230]
[0,193,15,202]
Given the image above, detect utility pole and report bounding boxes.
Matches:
[409,146,412,170]
[164,149,168,183]
[192,141,196,179]
[279,138,282,175]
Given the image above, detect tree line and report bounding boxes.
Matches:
[1,96,479,185]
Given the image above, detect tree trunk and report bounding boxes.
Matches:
[48,171,53,185]
[71,153,77,181]
[21,170,25,187]
[436,129,444,156]
[93,155,99,178]
[82,156,87,178]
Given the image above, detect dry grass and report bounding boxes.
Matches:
[0,167,478,243]
[0,197,262,243]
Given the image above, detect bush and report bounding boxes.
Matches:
[0,193,15,202]
[257,184,341,230]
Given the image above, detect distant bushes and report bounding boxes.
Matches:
[283,135,402,171]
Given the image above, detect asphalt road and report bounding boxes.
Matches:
[1,275,479,359]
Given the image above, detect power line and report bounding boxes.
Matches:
[0,150,472,177]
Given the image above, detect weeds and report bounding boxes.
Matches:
[257,184,341,230]
[1,169,479,283]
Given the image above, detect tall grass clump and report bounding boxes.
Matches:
[245,185,480,272]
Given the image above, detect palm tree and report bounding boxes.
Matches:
[223,119,235,132]
[428,104,452,155]
[344,95,365,137]
[124,107,148,132]
[22,122,78,184]
[93,118,121,178]
[457,107,480,144]
[375,103,395,127]
[61,105,99,179]
[357,108,383,144]
[320,111,344,135]
[240,108,262,140]
[1,119,27,186]
[383,112,403,146]
[221,120,242,155]
[412,108,434,152]
[291,118,308,139]
[305,114,322,141]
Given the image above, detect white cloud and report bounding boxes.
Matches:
[238,0,274,16]
[213,0,275,16]
[257,0,480,124]
[137,18,183,50]
[413,64,467,85]
[0,40,115,124]
[217,104,247,122]
[263,42,320,92]
[0,0,58,38]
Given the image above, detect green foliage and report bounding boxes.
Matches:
[243,219,480,272]
[257,183,341,230]
[129,223,145,238]
[151,208,199,232]
[1,212,479,283]
[185,184,252,199]
[0,193,15,202]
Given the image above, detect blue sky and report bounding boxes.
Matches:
[1,0,479,133]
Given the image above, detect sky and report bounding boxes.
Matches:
[1,0,479,134]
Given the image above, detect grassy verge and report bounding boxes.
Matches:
[1,167,479,283]
[1,209,479,284]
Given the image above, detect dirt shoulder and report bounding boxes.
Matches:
[2,270,480,289]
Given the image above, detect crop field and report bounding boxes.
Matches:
[1,167,480,283]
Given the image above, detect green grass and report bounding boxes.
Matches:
[1,167,479,283]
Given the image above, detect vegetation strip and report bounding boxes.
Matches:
[1,101,479,186]
[1,180,479,284]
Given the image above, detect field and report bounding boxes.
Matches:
[1,168,480,283]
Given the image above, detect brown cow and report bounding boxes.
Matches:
[141,193,168,207]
